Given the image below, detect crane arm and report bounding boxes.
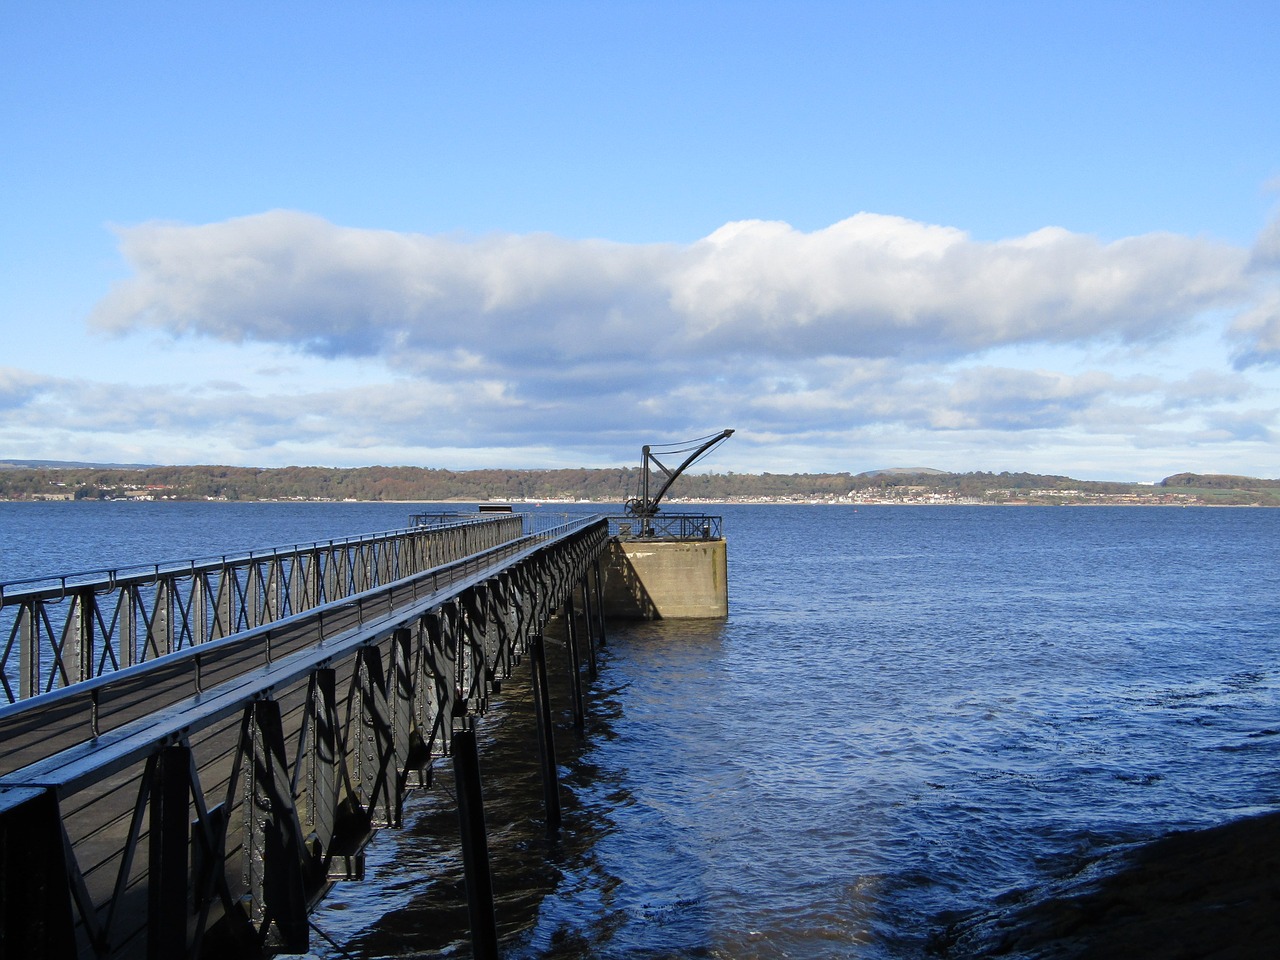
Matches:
[626,429,734,518]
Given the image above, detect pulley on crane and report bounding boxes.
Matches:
[624,429,734,522]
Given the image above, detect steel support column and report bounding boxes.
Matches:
[241,700,308,953]
[452,726,498,960]
[305,668,339,862]
[352,647,396,829]
[564,593,585,733]
[592,557,607,648]
[148,745,190,960]
[0,787,76,960]
[528,634,561,831]
[579,575,598,682]
[389,628,415,800]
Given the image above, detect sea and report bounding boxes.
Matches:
[2,500,1279,958]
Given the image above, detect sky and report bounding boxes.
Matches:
[2,1,1279,482]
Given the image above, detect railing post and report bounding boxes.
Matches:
[191,573,210,648]
[356,543,373,593]
[286,554,302,618]
[302,550,320,611]
[119,584,140,668]
[61,589,95,687]
[18,599,41,699]
[322,547,340,604]
[377,541,393,585]
[452,724,498,960]
[264,557,283,622]
[246,562,263,629]
[212,565,234,640]
[155,576,177,656]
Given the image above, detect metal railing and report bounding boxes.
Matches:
[608,513,723,540]
[0,514,525,703]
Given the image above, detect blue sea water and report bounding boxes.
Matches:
[2,501,1279,957]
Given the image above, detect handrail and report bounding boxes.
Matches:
[0,514,508,601]
[0,516,609,772]
[0,514,526,703]
[608,513,724,540]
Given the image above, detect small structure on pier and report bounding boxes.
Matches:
[603,430,733,620]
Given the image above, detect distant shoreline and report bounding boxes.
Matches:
[3,464,1277,507]
[1,497,1275,508]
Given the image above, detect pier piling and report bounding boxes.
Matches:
[452,725,498,960]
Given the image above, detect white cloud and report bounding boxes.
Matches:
[93,210,1253,369]
[1252,213,1280,269]
[0,368,53,410]
[92,212,682,364]
[669,216,1248,358]
[1228,213,1280,365]
[0,356,1272,479]
[1230,292,1280,366]
[0,210,1261,479]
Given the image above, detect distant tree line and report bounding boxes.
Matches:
[0,464,642,503]
[1,464,1276,504]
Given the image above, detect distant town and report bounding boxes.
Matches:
[2,461,1278,507]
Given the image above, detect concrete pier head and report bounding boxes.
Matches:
[602,536,728,619]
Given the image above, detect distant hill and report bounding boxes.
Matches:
[1160,472,1280,489]
[1,459,155,470]
[857,467,949,477]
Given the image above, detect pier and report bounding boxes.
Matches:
[0,508,727,959]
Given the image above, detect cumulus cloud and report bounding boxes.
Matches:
[670,216,1247,357]
[92,212,681,364]
[93,210,1251,371]
[1228,213,1280,365]
[41,209,1275,477]
[1251,213,1280,270]
[1229,291,1280,367]
[0,351,1272,477]
[0,368,53,410]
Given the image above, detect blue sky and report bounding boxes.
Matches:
[3,2,1279,481]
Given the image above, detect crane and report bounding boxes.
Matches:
[624,429,734,525]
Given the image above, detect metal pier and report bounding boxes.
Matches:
[0,513,610,959]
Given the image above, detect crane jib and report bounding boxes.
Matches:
[625,429,734,520]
